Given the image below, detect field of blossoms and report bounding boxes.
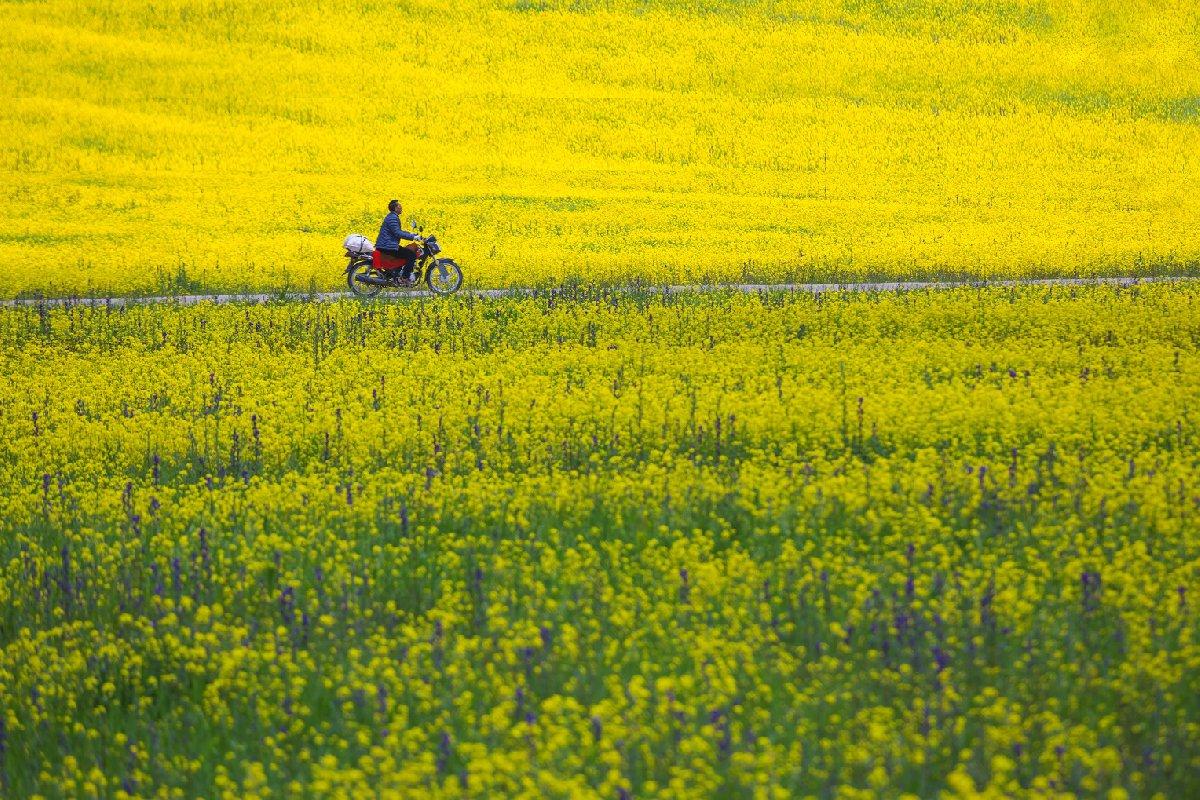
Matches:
[2,0,1200,297]
[1,284,1198,797]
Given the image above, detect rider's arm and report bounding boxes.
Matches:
[396,217,420,242]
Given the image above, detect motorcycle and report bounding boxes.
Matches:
[342,230,463,298]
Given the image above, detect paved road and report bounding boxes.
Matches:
[2,275,1194,308]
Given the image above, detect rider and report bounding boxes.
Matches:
[375,199,422,283]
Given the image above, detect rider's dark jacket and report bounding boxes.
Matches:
[376,212,419,251]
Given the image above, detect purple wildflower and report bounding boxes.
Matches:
[1081,571,1102,612]
[59,545,72,611]
[279,586,295,627]
[436,731,452,774]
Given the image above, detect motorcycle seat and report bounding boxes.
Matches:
[372,250,408,270]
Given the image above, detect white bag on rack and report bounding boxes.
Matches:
[343,233,374,255]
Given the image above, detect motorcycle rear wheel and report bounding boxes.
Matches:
[347,261,383,298]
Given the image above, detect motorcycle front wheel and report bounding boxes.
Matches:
[427,259,463,296]
[347,260,383,298]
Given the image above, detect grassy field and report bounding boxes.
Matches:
[1,284,1198,797]
[2,0,1199,297]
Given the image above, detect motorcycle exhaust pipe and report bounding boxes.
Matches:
[355,274,394,287]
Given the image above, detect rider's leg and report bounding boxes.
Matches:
[400,247,418,282]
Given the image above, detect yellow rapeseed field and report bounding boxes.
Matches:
[1,285,1199,796]
[3,1,1200,797]
[1,0,1199,296]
